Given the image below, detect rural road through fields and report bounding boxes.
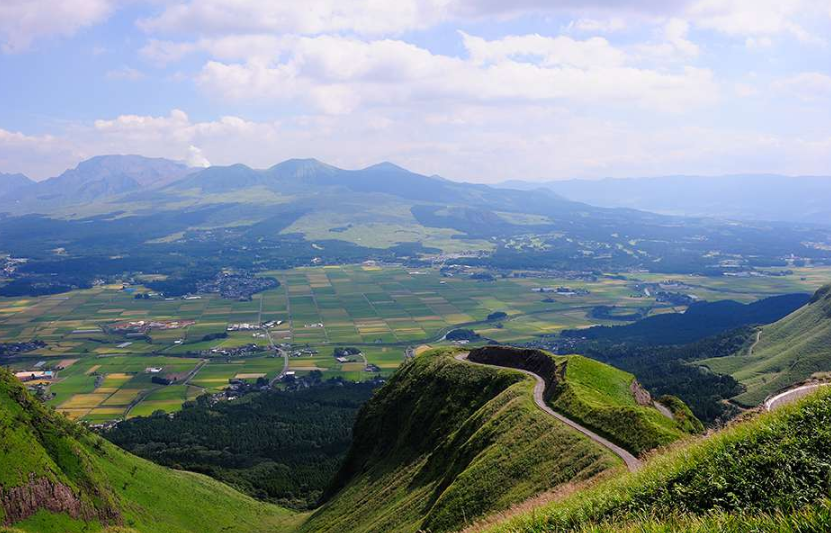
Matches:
[455,352,642,472]
[765,382,831,411]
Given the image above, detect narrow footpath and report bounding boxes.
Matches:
[455,352,642,472]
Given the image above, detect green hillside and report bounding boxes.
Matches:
[302,348,620,533]
[699,284,831,406]
[303,347,699,533]
[481,387,831,532]
[0,367,302,533]
[468,347,701,455]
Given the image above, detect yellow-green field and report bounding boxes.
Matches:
[2,264,829,422]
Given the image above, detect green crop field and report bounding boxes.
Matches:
[1,265,829,422]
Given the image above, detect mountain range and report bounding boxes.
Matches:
[1,155,831,298]
[500,174,831,225]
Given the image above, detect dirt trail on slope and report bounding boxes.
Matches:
[455,352,642,472]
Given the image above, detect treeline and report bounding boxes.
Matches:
[564,293,809,345]
[103,381,377,509]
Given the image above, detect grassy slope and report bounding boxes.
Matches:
[700,284,831,406]
[0,367,302,533]
[482,387,831,532]
[302,348,619,533]
[551,355,692,455]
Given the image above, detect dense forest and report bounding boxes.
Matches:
[563,293,809,345]
[103,380,377,509]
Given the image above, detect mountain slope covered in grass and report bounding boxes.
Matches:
[303,348,620,533]
[480,387,831,532]
[467,347,701,455]
[699,284,831,406]
[304,347,700,533]
[0,366,301,533]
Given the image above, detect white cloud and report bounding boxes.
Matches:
[633,17,699,60]
[0,127,79,178]
[186,145,211,167]
[687,0,824,44]
[140,34,289,66]
[194,34,717,114]
[460,32,626,68]
[569,18,627,33]
[106,66,145,80]
[0,0,113,53]
[138,0,453,36]
[745,36,774,49]
[773,72,831,102]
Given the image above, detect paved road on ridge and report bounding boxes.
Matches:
[765,382,831,411]
[455,352,642,472]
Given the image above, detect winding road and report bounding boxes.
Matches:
[765,382,831,411]
[455,352,642,472]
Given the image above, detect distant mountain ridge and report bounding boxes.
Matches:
[500,174,831,225]
[0,155,195,210]
[0,172,34,196]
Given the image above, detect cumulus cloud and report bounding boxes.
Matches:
[460,32,626,68]
[773,72,831,102]
[687,0,824,44]
[0,127,80,178]
[138,0,452,36]
[0,0,113,53]
[569,18,627,33]
[193,33,717,114]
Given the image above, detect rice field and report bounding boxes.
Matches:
[2,264,829,422]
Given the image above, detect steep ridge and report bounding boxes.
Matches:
[478,387,831,532]
[304,347,699,533]
[699,284,831,406]
[0,366,300,533]
[457,351,641,471]
[303,348,620,533]
[465,347,699,456]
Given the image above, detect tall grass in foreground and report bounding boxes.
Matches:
[484,389,831,532]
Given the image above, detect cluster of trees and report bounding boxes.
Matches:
[486,311,507,321]
[103,381,377,509]
[446,328,480,341]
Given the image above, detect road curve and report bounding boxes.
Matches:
[765,382,831,411]
[454,352,642,472]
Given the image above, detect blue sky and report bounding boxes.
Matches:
[1,0,830,182]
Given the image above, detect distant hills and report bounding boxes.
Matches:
[501,174,831,225]
[0,155,194,209]
[699,284,831,406]
[564,293,811,345]
[2,155,831,297]
[0,172,34,196]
